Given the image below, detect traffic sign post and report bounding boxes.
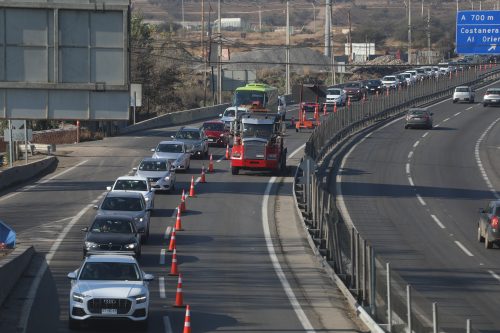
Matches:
[457,10,500,55]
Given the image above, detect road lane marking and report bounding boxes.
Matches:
[474,117,500,199]
[416,194,426,206]
[488,270,500,282]
[431,215,446,229]
[421,132,428,138]
[163,316,173,333]
[454,241,474,257]
[0,159,89,202]
[19,192,104,333]
[454,112,462,116]
[466,106,473,110]
[405,163,410,174]
[160,249,166,265]
[408,177,414,186]
[159,277,166,299]
[443,117,450,122]
[434,124,440,128]
[413,141,420,148]
[408,151,413,159]
[289,144,306,159]
[164,225,172,239]
[263,179,315,332]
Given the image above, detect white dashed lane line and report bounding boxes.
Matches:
[454,241,474,257]
[454,112,462,116]
[413,141,420,148]
[430,215,446,229]
[405,163,410,174]
[159,277,166,299]
[466,106,473,110]
[164,225,172,240]
[160,249,166,265]
[421,132,429,138]
[408,177,414,186]
[488,270,500,282]
[442,117,450,122]
[408,151,413,159]
[416,194,426,206]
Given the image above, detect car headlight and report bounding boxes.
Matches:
[164,176,170,181]
[124,243,137,249]
[144,197,150,201]
[72,292,85,303]
[135,294,147,304]
[85,241,98,249]
[134,217,144,223]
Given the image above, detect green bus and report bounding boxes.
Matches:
[232,83,279,113]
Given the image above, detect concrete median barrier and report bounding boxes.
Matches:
[0,245,35,307]
[0,156,58,191]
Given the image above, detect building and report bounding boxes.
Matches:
[212,18,247,30]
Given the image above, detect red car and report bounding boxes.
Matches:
[202,121,229,146]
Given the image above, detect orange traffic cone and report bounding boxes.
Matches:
[200,165,206,183]
[323,103,327,115]
[333,103,337,113]
[208,154,214,173]
[169,248,179,276]
[180,189,186,213]
[225,144,230,159]
[175,205,184,231]
[168,228,176,252]
[189,176,195,197]
[173,273,185,308]
[182,305,191,333]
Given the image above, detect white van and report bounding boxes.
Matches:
[219,106,248,127]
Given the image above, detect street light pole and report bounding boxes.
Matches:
[217,0,222,104]
[312,2,316,33]
[285,0,290,95]
[408,0,412,64]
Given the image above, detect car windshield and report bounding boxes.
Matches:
[101,197,144,211]
[223,109,235,117]
[79,262,141,281]
[383,76,396,81]
[487,89,500,95]
[409,110,428,116]
[344,82,359,88]
[456,87,469,92]
[114,179,148,191]
[242,123,273,139]
[176,130,200,140]
[233,91,265,108]
[367,80,381,85]
[90,218,134,233]
[139,160,168,171]
[203,123,225,131]
[327,89,342,95]
[157,143,183,153]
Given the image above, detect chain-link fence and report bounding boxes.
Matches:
[294,65,500,333]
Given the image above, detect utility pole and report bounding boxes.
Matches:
[427,6,431,64]
[217,0,222,104]
[312,2,316,33]
[408,0,412,65]
[421,0,424,17]
[182,0,185,31]
[202,0,206,106]
[456,0,459,12]
[259,5,262,32]
[286,0,291,94]
[330,1,335,85]
[348,10,352,62]
[324,0,331,56]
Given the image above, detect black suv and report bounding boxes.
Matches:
[82,215,142,257]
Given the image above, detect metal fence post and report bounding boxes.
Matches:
[466,319,471,333]
[305,158,311,217]
[432,302,438,333]
[370,246,376,316]
[387,262,392,333]
[362,238,367,305]
[407,284,412,333]
[350,229,355,289]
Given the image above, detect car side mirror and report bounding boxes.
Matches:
[171,135,175,139]
[132,167,137,171]
[67,272,77,280]
[143,273,154,282]
[93,205,98,210]
[81,227,88,232]
[219,114,222,117]
[106,186,112,191]
[150,148,155,152]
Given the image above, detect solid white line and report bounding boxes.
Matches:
[19,199,99,332]
[289,144,306,159]
[163,316,173,333]
[416,194,426,206]
[405,163,410,174]
[159,277,166,299]
[160,249,166,265]
[488,270,500,282]
[434,124,440,128]
[262,179,315,332]
[408,177,414,186]
[413,141,420,148]
[430,214,446,229]
[454,241,474,257]
[474,118,500,199]
[422,132,429,138]
[454,112,462,116]
[442,117,450,122]
[408,151,414,159]
[164,225,172,239]
[0,159,89,202]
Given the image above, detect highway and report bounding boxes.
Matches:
[0,107,356,333]
[336,83,500,331]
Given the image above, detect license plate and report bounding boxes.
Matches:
[491,99,497,102]
[102,309,117,315]
[208,138,214,142]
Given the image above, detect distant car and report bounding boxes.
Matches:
[151,141,190,171]
[219,106,248,128]
[134,158,176,193]
[397,73,415,86]
[364,79,384,94]
[453,86,475,103]
[381,75,399,90]
[95,191,151,242]
[325,87,347,106]
[414,68,427,80]
[82,215,142,257]
[301,102,320,112]
[107,176,154,210]
[277,96,287,120]
[172,126,209,158]
[67,254,153,329]
[342,81,367,100]
[202,120,229,147]
[404,108,433,129]
[477,200,500,249]
[394,74,408,88]
[482,87,500,107]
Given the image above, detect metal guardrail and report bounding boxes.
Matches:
[294,65,500,333]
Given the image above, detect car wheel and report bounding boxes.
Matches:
[404,125,409,129]
[68,316,80,330]
[470,98,474,103]
[231,167,239,175]
[485,233,493,249]
[483,103,488,107]
[477,225,485,242]
[452,99,457,103]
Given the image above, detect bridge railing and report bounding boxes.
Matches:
[294,65,500,333]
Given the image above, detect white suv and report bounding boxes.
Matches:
[452,86,475,103]
[106,175,155,209]
[68,254,153,329]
